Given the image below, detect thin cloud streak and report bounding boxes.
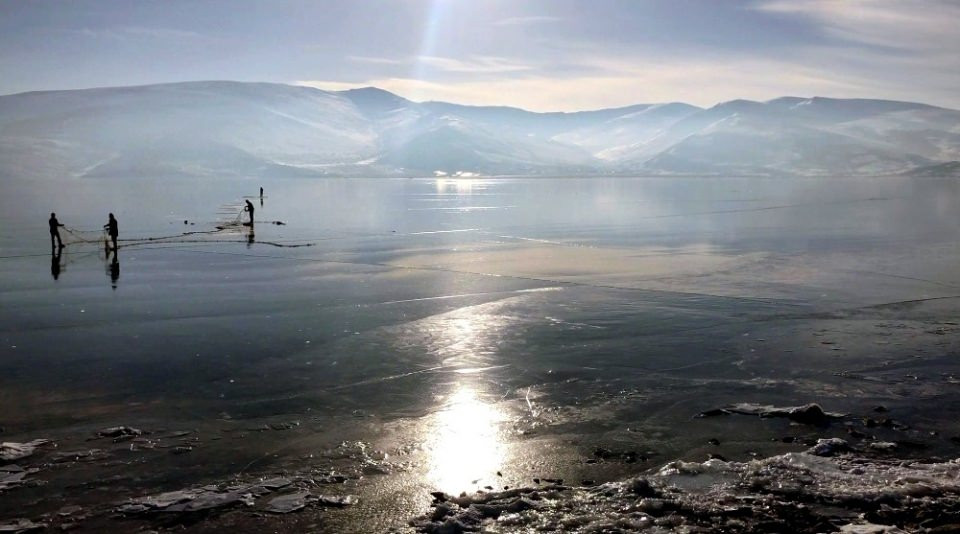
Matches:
[347,54,532,74]
[417,55,532,74]
[493,16,561,26]
[71,26,213,42]
[347,55,405,65]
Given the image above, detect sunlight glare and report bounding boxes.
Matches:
[427,384,506,493]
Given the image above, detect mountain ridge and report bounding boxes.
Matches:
[1,81,958,179]
[4,81,955,114]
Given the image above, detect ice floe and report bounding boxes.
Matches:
[0,440,50,462]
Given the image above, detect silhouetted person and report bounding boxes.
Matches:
[259,186,264,198]
[108,254,120,290]
[51,248,62,280]
[244,200,255,226]
[104,213,118,252]
[49,212,64,250]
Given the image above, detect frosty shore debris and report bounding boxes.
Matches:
[0,441,50,462]
[0,465,38,494]
[412,445,960,533]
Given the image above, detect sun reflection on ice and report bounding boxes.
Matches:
[428,385,507,494]
[414,288,515,493]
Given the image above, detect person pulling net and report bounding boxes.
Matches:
[214,199,250,231]
[244,200,254,226]
[103,213,119,253]
[49,213,65,250]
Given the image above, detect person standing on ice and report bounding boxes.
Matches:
[48,212,65,250]
[244,200,255,226]
[103,213,119,253]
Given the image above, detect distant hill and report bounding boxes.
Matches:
[1,81,958,179]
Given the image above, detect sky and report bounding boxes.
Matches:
[1,0,958,111]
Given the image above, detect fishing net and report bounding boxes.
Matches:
[58,202,251,249]
[59,227,108,247]
[56,200,299,250]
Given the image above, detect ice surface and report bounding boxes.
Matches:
[3,177,960,532]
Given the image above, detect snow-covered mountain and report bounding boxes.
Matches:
[633,97,958,175]
[0,81,958,179]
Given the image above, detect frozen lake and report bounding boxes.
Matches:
[2,176,960,532]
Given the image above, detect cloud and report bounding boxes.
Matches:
[493,16,561,26]
[347,55,406,65]
[295,56,887,112]
[296,3,960,113]
[416,55,532,74]
[749,0,960,108]
[347,55,532,74]
[754,0,960,52]
[121,26,211,41]
[72,26,214,43]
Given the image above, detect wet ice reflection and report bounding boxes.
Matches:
[427,385,507,494]
[434,312,502,366]
[412,299,512,368]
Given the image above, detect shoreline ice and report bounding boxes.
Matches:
[412,443,960,533]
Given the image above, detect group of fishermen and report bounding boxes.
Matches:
[47,188,262,284]
[48,212,119,287]
[48,187,262,252]
[48,212,118,252]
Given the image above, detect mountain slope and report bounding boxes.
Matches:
[553,103,701,161]
[377,114,594,174]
